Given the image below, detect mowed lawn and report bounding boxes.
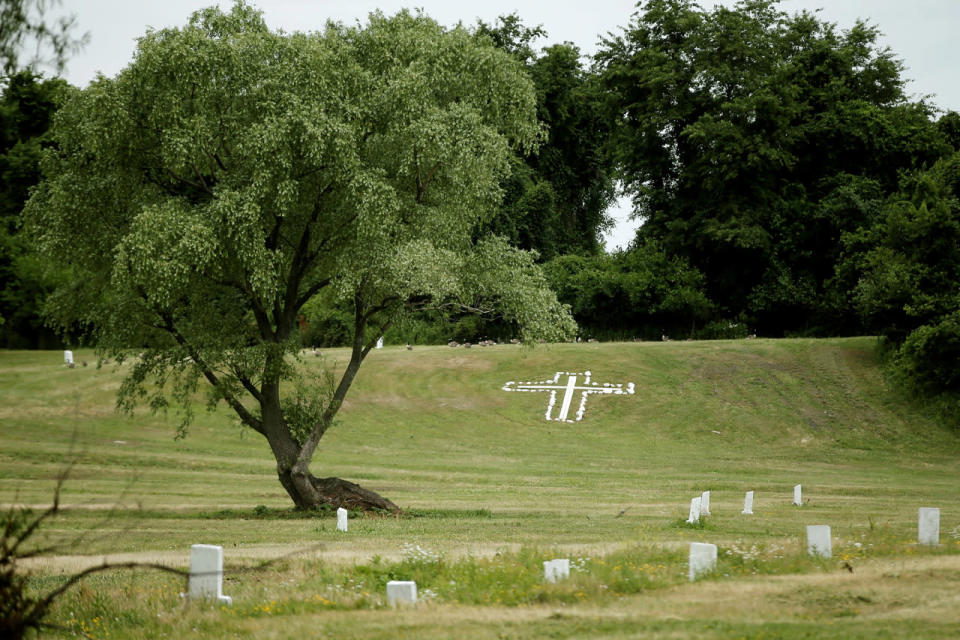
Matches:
[2,338,960,638]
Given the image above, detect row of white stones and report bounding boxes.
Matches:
[190,505,946,606]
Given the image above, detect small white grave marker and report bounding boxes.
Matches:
[386,580,417,606]
[336,507,348,532]
[918,507,940,545]
[501,371,634,422]
[543,558,570,583]
[376,336,384,349]
[188,544,232,604]
[700,491,711,516]
[806,525,832,558]
[687,496,702,524]
[63,350,73,365]
[742,491,754,515]
[688,542,717,581]
[793,484,802,506]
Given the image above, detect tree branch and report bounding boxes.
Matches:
[294,278,331,309]
[160,314,266,436]
[414,147,442,204]
[277,183,333,336]
[205,148,227,172]
[417,160,442,204]
[231,366,264,405]
[163,167,212,195]
[294,290,369,466]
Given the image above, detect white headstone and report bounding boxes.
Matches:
[918,507,940,545]
[793,484,802,506]
[688,542,717,581]
[188,544,232,604]
[806,525,832,558]
[63,350,73,364]
[687,496,702,524]
[376,337,384,349]
[742,491,754,515]
[543,558,570,583]
[386,580,417,606]
[336,507,348,532]
[700,491,711,516]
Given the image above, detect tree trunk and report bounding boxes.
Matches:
[260,303,401,514]
[278,468,401,513]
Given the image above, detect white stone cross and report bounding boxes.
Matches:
[501,371,635,422]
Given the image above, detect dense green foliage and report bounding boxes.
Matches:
[0,70,68,347]
[543,241,712,340]
[23,3,574,508]
[596,0,950,335]
[478,15,615,260]
[846,153,960,411]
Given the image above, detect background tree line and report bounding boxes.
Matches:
[2,0,958,410]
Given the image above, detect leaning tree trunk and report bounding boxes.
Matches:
[260,386,402,514]
[261,305,401,513]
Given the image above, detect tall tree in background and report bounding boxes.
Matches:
[1,0,84,343]
[0,71,69,347]
[477,15,615,260]
[597,0,948,334]
[847,153,960,400]
[25,3,575,511]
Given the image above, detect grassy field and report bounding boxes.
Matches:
[3,337,960,638]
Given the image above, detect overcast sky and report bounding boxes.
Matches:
[57,0,960,251]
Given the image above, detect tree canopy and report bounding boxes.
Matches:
[25,2,575,510]
[477,15,615,260]
[596,0,949,334]
[847,153,960,400]
[0,70,69,347]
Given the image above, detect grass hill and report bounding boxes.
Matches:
[2,337,959,638]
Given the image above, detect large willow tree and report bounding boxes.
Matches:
[25,3,575,511]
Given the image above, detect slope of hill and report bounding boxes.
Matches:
[2,337,956,546]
